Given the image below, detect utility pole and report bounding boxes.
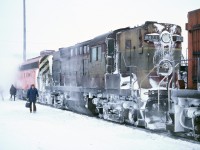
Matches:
[23,0,26,61]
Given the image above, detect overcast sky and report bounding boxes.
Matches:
[0,0,200,60]
[0,0,199,88]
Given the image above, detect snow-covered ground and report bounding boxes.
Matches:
[0,99,200,150]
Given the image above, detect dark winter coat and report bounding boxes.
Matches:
[27,87,39,102]
[10,85,17,95]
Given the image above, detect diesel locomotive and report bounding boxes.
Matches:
[16,20,200,140]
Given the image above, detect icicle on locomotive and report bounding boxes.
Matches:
[16,21,200,139]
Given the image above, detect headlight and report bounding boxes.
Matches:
[161,32,171,43]
[157,59,173,76]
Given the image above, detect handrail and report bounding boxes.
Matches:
[121,53,138,90]
[121,52,137,68]
[168,76,173,111]
[139,66,157,98]
[158,75,169,111]
[167,63,179,111]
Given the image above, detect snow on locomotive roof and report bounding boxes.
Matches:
[59,21,180,52]
[154,23,165,33]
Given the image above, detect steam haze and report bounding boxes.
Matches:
[0,54,20,97]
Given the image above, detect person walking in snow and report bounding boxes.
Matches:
[27,84,39,113]
[10,84,17,101]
